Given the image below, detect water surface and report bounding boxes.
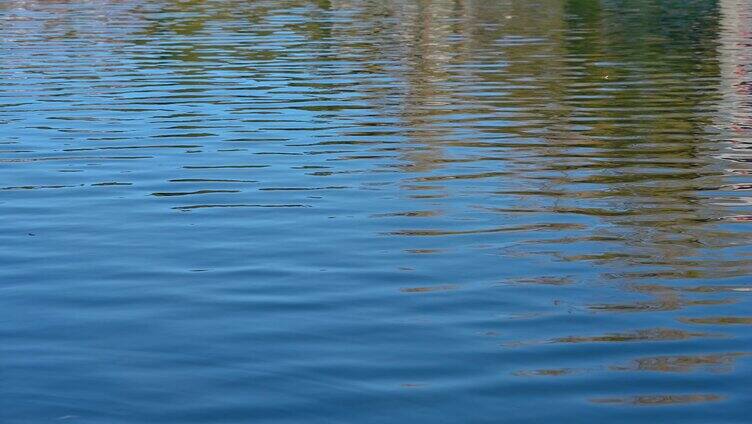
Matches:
[1,0,752,423]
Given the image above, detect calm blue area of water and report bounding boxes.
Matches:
[1,0,751,423]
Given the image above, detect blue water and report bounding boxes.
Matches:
[1,0,751,422]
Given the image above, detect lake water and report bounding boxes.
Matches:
[1,0,751,422]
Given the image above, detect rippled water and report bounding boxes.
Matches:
[2,0,751,422]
